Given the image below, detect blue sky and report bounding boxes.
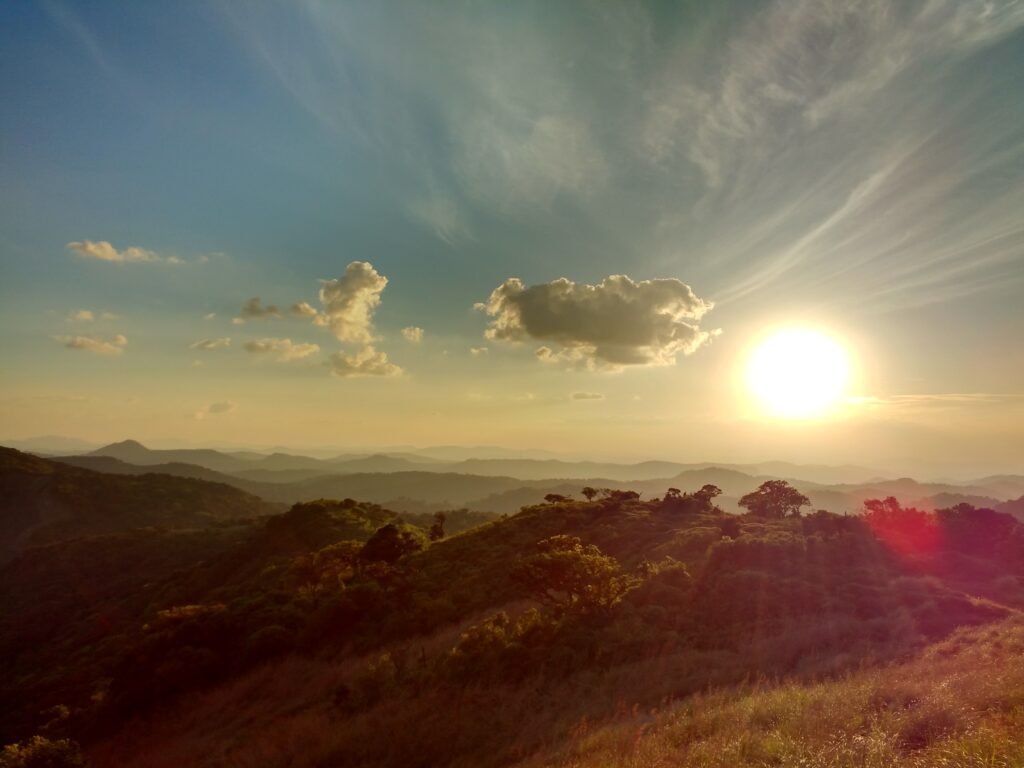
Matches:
[1,0,1023,473]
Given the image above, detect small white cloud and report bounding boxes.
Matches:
[204,312,217,320]
[190,337,232,351]
[54,333,128,355]
[231,317,245,326]
[470,346,489,356]
[243,337,320,361]
[401,326,425,343]
[194,400,236,420]
[571,391,605,401]
[291,301,320,319]
[67,240,161,263]
[68,309,117,322]
[327,345,402,377]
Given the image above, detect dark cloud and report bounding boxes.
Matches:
[239,297,282,320]
[478,274,716,369]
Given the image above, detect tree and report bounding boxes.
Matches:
[512,535,633,616]
[738,480,809,518]
[359,524,422,564]
[862,496,940,555]
[695,484,722,503]
[605,489,640,503]
[428,512,446,542]
[664,487,682,500]
[543,493,572,504]
[581,487,598,501]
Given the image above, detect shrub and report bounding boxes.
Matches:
[0,736,86,768]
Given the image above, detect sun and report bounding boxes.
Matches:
[746,328,851,419]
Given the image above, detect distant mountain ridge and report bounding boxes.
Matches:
[46,443,1024,519]
[83,439,889,486]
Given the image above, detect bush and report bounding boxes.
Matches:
[243,625,295,664]
[0,736,86,768]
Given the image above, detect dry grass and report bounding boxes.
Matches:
[521,615,1024,768]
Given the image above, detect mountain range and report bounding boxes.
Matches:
[39,440,1024,520]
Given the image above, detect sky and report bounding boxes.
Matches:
[1,0,1023,475]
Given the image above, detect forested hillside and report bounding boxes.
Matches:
[0,448,279,559]
[3,469,1023,767]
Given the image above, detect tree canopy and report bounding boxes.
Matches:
[738,480,810,518]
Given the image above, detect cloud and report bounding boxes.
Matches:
[194,401,237,420]
[316,261,388,343]
[68,309,117,322]
[401,326,424,343]
[409,191,469,243]
[54,334,128,355]
[477,274,716,369]
[243,337,320,361]
[571,391,605,401]
[469,346,488,356]
[291,301,320,319]
[238,297,281,320]
[67,240,162,263]
[327,346,402,377]
[204,312,217,320]
[190,337,232,351]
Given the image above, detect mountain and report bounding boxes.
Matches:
[998,495,1024,521]
[88,440,256,473]
[0,447,278,559]
[54,455,235,484]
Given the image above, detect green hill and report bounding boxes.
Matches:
[0,447,279,559]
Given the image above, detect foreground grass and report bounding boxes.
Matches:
[87,615,1024,768]
[524,616,1024,768]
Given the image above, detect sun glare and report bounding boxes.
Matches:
[746,328,851,419]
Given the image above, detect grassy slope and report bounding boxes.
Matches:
[523,615,1024,768]
[80,499,1023,768]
